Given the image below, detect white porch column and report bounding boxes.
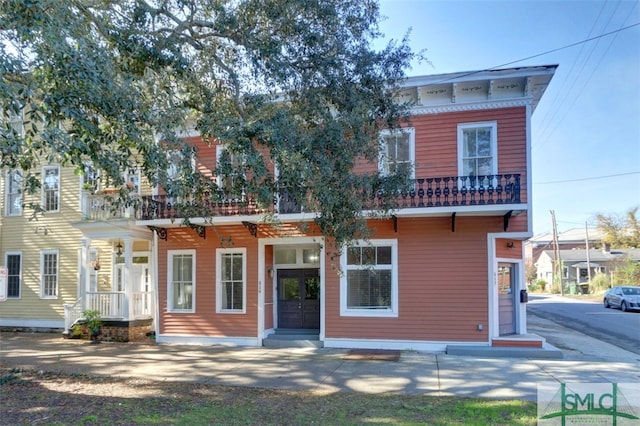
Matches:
[123,237,133,320]
[79,237,90,309]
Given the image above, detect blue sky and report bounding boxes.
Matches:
[377,0,640,235]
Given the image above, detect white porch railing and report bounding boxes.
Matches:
[132,291,153,318]
[86,292,126,318]
[63,292,154,332]
[63,299,84,331]
[82,193,138,220]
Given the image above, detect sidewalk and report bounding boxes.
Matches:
[1,325,638,402]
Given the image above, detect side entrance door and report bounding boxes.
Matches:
[498,262,516,335]
[277,269,320,329]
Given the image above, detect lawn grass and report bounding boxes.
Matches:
[130,392,537,425]
[1,368,538,425]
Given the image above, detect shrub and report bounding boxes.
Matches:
[590,272,611,292]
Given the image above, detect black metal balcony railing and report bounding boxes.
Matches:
[132,174,520,221]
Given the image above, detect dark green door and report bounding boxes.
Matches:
[277,269,320,329]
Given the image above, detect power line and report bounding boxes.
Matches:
[430,21,640,85]
[535,171,640,185]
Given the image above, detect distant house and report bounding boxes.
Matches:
[525,228,606,266]
[536,247,640,288]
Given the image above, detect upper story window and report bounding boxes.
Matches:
[216,145,246,200]
[340,239,398,317]
[1,108,24,136]
[125,169,141,195]
[379,128,415,177]
[81,164,101,194]
[42,165,60,212]
[168,250,195,313]
[5,169,23,216]
[216,248,246,313]
[458,122,497,178]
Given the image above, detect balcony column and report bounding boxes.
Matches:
[123,237,133,320]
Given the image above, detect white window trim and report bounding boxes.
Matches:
[167,249,196,313]
[42,164,61,213]
[340,239,399,318]
[5,169,23,216]
[5,251,22,299]
[378,128,416,178]
[457,122,498,178]
[40,249,59,299]
[216,248,247,314]
[125,168,141,195]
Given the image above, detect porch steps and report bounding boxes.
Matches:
[263,329,323,348]
[446,334,563,359]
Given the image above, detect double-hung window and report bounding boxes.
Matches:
[5,169,22,216]
[216,248,246,313]
[82,163,100,194]
[42,165,61,212]
[216,145,246,201]
[379,129,415,177]
[458,122,497,181]
[6,252,22,298]
[125,169,141,194]
[340,239,398,317]
[168,250,195,312]
[41,250,59,298]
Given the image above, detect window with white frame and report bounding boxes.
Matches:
[2,108,24,136]
[5,169,22,216]
[6,252,22,298]
[41,250,59,298]
[379,128,415,177]
[340,239,398,317]
[168,250,195,312]
[458,122,497,180]
[82,163,100,194]
[216,145,246,200]
[42,165,61,212]
[125,169,141,194]
[216,248,246,313]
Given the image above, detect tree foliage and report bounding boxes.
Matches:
[595,207,640,249]
[1,0,417,247]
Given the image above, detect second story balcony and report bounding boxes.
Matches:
[81,174,522,222]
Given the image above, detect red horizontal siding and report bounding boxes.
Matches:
[157,225,260,337]
[324,216,508,342]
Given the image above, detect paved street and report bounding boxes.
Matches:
[528,294,640,355]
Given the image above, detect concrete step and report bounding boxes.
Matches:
[263,329,323,348]
[446,343,563,359]
[263,338,323,348]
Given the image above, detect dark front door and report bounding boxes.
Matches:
[277,269,320,329]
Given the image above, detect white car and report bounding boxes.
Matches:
[603,286,640,312]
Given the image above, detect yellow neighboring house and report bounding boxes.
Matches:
[1,132,156,339]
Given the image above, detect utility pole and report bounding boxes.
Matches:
[551,210,563,295]
[585,221,592,283]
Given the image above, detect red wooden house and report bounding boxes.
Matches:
[74,65,557,350]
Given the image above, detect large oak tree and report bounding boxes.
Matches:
[1,0,417,247]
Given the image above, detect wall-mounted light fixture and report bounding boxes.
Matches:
[115,241,123,257]
[506,242,515,249]
[267,267,274,279]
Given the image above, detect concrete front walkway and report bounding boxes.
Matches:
[1,329,638,402]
